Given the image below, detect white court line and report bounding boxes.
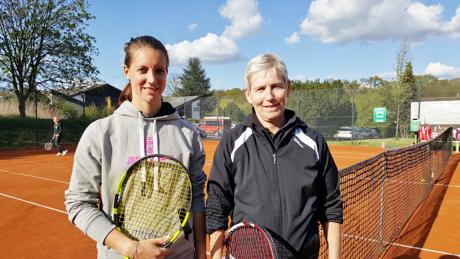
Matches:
[0,192,67,214]
[343,234,460,257]
[0,169,68,184]
[388,242,460,257]
[433,183,460,188]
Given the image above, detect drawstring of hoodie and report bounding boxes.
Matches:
[137,111,159,156]
[138,111,160,190]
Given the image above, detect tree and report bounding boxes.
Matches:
[176,57,215,115]
[165,72,181,96]
[222,102,245,123]
[0,0,98,118]
[176,57,212,96]
[392,38,412,138]
[363,76,385,88]
[401,61,416,101]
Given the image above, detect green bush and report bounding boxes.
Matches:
[60,104,79,119]
[84,104,104,120]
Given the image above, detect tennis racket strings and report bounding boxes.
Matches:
[44,137,54,151]
[44,142,53,151]
[115,156,192,242]
[225,223,278,259]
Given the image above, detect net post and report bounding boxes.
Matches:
[378,152,387,246]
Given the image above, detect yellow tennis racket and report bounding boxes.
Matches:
[113,154,192,249]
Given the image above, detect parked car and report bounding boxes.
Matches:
[333,126,365,140]
[360,128,379,139]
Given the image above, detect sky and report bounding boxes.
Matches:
[86,0,460,91]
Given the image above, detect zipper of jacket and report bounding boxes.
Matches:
[260,127,284,237]
[271,148,284,240]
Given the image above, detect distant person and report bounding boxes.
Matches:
[52,116,68,156]
[206,53,343,258]
[418,122,432,142]
[65,35,207,259]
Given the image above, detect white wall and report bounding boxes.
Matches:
[411,100,460,125]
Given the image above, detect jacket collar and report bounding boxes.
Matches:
[242,108,307,138]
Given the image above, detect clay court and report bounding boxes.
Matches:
[0,140,458,258]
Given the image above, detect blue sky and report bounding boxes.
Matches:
[87,0,460,91]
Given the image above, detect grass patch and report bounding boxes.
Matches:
[328,138,415,149]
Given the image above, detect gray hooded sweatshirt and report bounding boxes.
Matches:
[65,101,206,258]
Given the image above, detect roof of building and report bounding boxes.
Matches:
[50,90,84,106]
[163,96,200,108]
[70,83,121,97]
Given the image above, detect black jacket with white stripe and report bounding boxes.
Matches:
[206,109,343,257]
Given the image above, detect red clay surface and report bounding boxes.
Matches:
[382,153,460,258]
[0,140,457,258]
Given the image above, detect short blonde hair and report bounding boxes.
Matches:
[245,53,289,89]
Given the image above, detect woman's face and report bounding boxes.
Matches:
[245,69,290,128]
[123,47,168,111]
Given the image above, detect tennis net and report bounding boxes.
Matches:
[319,127,453,258]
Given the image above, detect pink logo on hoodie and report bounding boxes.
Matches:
[145,137,154,155]
[126,137,155,165]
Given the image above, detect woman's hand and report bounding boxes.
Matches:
[104,229,169,259]
[133,237,170,259]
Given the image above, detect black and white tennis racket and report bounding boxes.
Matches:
[44,137,54,151]
[113,154,192,249]
[224,222,278,259]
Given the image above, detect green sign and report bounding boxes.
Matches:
[373,107,386,123]
[410,119,420,132]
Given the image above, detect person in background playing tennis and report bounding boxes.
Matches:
[65,35,207,259]
[206,53,343,259]
[52,116,68,156]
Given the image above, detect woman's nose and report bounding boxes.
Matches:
[147,72,155,84]
[265,88,275,100]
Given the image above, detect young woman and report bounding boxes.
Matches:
[206,53,343,259]
[65,36,207,259]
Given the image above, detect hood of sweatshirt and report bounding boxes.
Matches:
[115,100,180,120]
[115,100,182,157]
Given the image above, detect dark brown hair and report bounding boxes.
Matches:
[117,36,169,107]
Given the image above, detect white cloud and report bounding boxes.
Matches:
[442,5,460,37]
[168,0,264,66]
[424,62,460,79]
[220,0,263,40]
[166,33,242,66]
[294,0,460,44]
[188,23,198,31]
[285,32,300,44]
